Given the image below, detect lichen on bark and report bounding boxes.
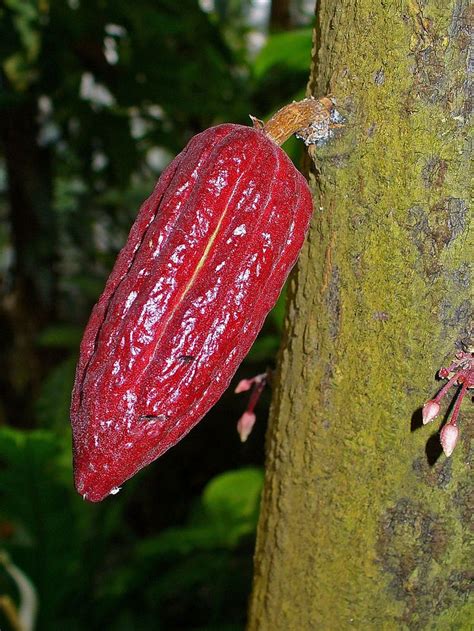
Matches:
[247,1,472,629]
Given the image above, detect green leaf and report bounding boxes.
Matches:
[137,525,219,559]
[202,467,264,520]
[200,467,264,545]
[253,28,313,79]
[35,355,76,430]
[246,334,279,362]
[270,288,287,330]
[37,325,82,349]
[135,468,264,560]
[103,469,262,627]
[2,0,41,91]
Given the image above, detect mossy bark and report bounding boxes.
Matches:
[248,1,472,630]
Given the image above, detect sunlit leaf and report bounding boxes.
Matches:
[201,467,264,539]
[253,28,312,78]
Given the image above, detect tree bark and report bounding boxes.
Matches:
[0,95,57,424]
[248,1,472,629]
[270,0,292,31]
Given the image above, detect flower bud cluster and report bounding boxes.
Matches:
[234,373,267,442]
[422,350,473,457]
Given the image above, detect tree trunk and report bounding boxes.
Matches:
[0,95,57,424]
[248,1,472,629]
[270,0,292,31]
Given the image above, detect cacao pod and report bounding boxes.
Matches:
[71,100,333,501]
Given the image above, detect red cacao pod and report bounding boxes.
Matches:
[71,100,333,501]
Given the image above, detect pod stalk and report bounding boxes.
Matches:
[258,97,337,146]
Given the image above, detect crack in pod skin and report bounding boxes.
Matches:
[70,123,314,502]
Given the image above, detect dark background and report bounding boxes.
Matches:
[0,2,313,629]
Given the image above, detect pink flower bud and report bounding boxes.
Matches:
[234,373,267,394]
[440,424,459,457]
[422,400,440,424]
[234,378,254,394]
[236,411,256,442]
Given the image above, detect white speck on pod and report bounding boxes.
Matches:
[233,224,246,236]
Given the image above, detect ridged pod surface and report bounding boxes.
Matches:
[71,123,313,501]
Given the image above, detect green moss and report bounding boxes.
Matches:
[249,1,471,629]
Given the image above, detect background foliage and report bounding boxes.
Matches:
[0,1,313,628]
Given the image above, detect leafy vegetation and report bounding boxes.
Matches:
[0,426,263,629]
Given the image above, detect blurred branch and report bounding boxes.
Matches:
[0,551,38,631]
[0,594,22,631]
